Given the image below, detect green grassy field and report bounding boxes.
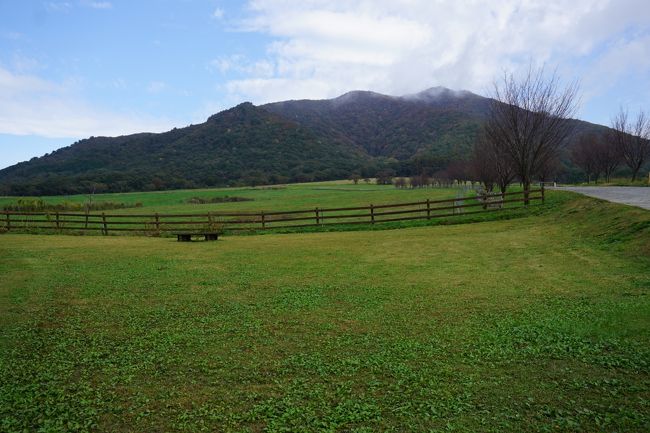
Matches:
[1,180,541,235]
[0,180,467,215]
[1,191,649,432]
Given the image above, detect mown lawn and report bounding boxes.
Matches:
[1,193,648,432]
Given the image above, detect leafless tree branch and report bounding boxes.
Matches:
[611,107,650,181]
[485,64,579,202]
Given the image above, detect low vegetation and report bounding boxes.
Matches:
[185,195,254,204]
[1,191,648,432]
[2,198,142,212]
[572,177,650,187]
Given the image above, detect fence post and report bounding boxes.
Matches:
[315,207,320,225]
[370,204,375,224]
[84,210,89,229]
[426,199,431,219]
[155,213,160,232]
[207,212,214,233]
[541,183,545,204]
[261,211,266,229]
[454,192,464,215]
[5,212,9,231]
[523,187,530,206]
[102,212,108,235]
[55,212,60,231]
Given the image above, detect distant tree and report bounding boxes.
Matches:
[151,177,165,190]
[363,177,371,184]
[537,154,563,184]
[471,133,516,199]
[444,160,470,182]
[491,146,516,199]
[420,172,430,188]
[570,134,600,183]
[595,133,621,183]
[376,169,395,185]
[411,154,446,177]
[393,177,407,188]
[469,136,496,193]
[349,173,361,184]
[485,65,579,203]
[611,108,650,181]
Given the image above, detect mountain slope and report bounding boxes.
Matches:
[0,87,611,196]
[263,87,488,160]
[0,103,369,195]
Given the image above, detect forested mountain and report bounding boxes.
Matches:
[0,103,369,195]
[0,87,609,195]
[263,88,488,161]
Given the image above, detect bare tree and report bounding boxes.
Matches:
[485,65,579,203]
[480,134,516,198]
[471,133,517,205]
[493,149,516,199]
[409,173,429,188]
[611,108,650,181]
[420,172,430,188]
[538,154,563,184]
[470,136,496,193]
[570,134,599,183]
[376,169,395,185]
[393,177,407,188]
[595,132,621,183]
[444,160,470,183]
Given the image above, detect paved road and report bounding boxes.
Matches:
[554,186,650,210]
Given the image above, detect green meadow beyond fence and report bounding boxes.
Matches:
[0,189,544,235]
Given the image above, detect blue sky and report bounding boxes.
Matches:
[1,0,649,169]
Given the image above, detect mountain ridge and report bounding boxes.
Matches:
[0,87,609,196]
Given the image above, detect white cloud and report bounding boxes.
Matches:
[146,80,166,94]
[80,1,113,9]
[221,0,650,108]
[209,54,246,74]
[585,34,650,90]
[209,55,274,77]
[45,2,72,12]
[212,7,225,19]
[47,1,112,11]
[226,78,334,103]
[11,54,42,73]
[0,66,175,138]
[2,31,24,41]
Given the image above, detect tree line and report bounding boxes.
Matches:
[377,66,649,197]
[468,66,649,198]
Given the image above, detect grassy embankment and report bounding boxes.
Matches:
[0,190,648,432]
[570,176,650,187]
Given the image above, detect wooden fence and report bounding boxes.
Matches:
[0,189,543,235]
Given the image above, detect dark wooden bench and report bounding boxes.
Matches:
[173,232,220,242]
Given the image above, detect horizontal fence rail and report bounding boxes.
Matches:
[0,189,544,236]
